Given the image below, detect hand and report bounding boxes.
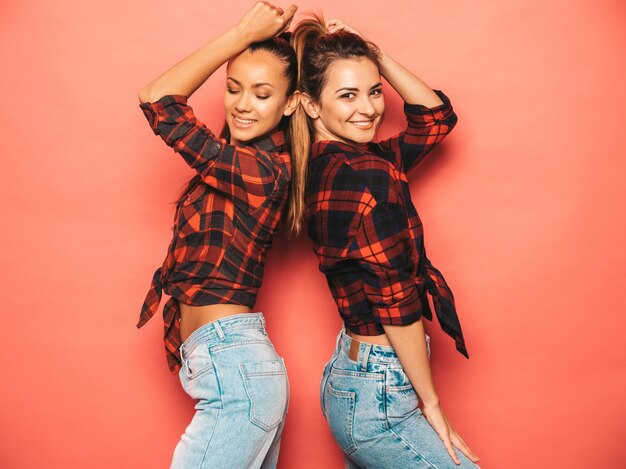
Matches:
[325,19,384,58]
[237,2,297,44]
[325,18,363,37]
[422,402,480,465]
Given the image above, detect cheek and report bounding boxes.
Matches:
[259,100,285,123]
[336,107,355,128]
[323,103,349,125]
[224,93,234,110]
[377,100,385,115]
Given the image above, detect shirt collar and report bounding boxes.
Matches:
[246,129,288,154]
[311,139,370,159]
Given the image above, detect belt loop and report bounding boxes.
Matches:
[179,344,186,363]
[214,320,226,341]
[336,328,345,351]
[259,313,267,335]
[180,345,190,376]
[360,343,372,372]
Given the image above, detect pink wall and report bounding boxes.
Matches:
[1,0,624,467]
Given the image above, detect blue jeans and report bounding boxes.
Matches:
[171,313,289,469]
[320,330,478,469]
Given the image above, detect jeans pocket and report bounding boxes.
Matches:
[239,359,288,431]
[325,382,357,455]
[319,360,333,418]
[179,344,220,401]
[182,343,214,380]
[385,366,420,425]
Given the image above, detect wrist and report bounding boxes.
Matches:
[230,24,254,48]
[421,396,440,411]
[377,50,393,78]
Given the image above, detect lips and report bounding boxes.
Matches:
[231,114,257,129]
[348,119,376,130]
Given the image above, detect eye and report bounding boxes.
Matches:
[371,88,382,96]
[227,88,240,95]
[339,92,355,100]
[256,95,271,100]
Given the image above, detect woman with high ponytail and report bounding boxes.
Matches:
[293,16,481,468]
[136,3,301,467]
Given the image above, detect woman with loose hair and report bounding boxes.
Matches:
[293,16,480,468]
[136,3,303,467]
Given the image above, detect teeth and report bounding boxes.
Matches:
[234,116,256,124]
[351,121,373,127]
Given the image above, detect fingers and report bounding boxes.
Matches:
[282,4,298,22]
[326,19,343,33]
[325,18,362,37]
[450,431,480,463]
[423,406,461,466]
[256,1,292,19]
[261,2,297,31]
[275,5,296,36]
[280,17,294,34]
[440,434,461,466]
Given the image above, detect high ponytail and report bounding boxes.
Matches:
[174,34,307,237]
[293,14,380,103]
[289,15,381,228]
[286,17,327,237]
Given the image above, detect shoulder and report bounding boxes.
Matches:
[312,148,401,206]
[269,148,292,189]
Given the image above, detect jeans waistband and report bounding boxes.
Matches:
[336,329,431,369]
[180,312,267,360]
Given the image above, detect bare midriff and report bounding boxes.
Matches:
[179,303,251,342]
[346,330,392,346]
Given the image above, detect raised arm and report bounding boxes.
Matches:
[138,3,296,210]
[326,19,457,173]
[326,18,441,107]
[139,2,296,103]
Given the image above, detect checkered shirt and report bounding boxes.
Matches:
[306,90,468,357]
[137,95,291,371]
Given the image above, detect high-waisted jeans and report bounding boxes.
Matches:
[320,330,478,469]
[171,313,289,469]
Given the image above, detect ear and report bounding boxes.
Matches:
[283,91,300,117]
[300,93,321,119]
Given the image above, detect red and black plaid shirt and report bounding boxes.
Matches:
[306,90,468,357]
[137,95,291,372]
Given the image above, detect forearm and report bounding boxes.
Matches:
[377,51,443,108]
[139,25,252,103]
[382,319,439,407]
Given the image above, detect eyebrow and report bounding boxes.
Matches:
[335,82,383,94]
[227,77,275,89]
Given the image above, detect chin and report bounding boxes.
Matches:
[348,132,376,144]
[229,127,258,144]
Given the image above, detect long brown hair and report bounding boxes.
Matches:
[176,34,306,236]
[290,15,380,161]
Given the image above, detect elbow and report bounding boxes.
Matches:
[138,85,162,104]
[446,111,459,129]
[138,87,151,104]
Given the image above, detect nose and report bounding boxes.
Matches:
[235,92,252,113]
[357,96,376,117]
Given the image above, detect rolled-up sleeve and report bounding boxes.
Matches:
[140,95,276,210]
[378,90,458,173]
[349,201,423,326]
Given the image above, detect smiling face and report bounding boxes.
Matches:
[305,57,384,144]
[224,49,297,145]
